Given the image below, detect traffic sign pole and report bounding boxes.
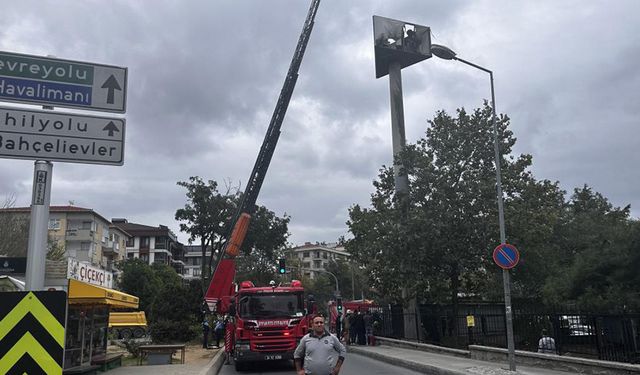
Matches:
[25,160,52,291]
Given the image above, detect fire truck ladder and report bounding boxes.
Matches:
[205,0,321,309]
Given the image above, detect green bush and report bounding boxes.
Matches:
[148,319,198,343]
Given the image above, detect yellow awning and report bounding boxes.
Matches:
[68,279,139,309]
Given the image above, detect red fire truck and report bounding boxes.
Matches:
[207,259,317,370]
[203,0,321,371]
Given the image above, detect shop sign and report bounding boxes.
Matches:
[67,258,112,288]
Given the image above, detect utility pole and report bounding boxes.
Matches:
[373,15,432,341]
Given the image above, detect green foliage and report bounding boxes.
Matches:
[0,209,29,257]
[175,177,290,286]
[118,258,161,313]
[346,102,640,312]
[541,186,638,311]
[46,235,66,261]
[118,259,199,343]
[175,177,236,282]
[235,205,290,285]
[148,319,198,344]
[347,103,531,305]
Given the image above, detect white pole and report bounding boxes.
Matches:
[25,161,53,290]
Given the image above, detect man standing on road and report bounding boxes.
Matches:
[294,314,346,375]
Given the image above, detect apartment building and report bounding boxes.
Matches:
[183,244,212,280]
[0,205,130,270]
[289,242,350,279]
[111,219,185,276]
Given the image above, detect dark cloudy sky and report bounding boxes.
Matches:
[1,1,638,246]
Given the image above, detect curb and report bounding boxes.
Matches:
[199,348,225,375]
[348,345,468,375]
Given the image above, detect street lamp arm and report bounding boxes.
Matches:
[454,56,492,74]
[299,267,340,294]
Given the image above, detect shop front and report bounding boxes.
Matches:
[65,279,139,369]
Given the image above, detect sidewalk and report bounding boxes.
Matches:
[348,344,577,375]
[105,348,224,375]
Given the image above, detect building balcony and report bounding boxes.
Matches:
[65,229,95,241]
[101,245,115,254]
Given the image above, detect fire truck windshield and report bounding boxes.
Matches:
[238,293,304,318]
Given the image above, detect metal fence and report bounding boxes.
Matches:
[375,303,640,364]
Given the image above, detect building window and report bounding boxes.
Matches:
[155,236,167,249]
[154,253,167,264]
[303,251,309,258]
[322,252,328,259]
[82,221,92,230]
[102,226,109,243]
[315,251,320,258]
[194,268,201,277]
[48,219,61,230]
[140,237,150,248]
[313,260,321,268]
[140,254,149,263]
[127,252,134,259]
[80,242,91,251]
[126,237,134,247]
[303,262,310,269]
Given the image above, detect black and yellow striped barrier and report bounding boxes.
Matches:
[0,291,67,375]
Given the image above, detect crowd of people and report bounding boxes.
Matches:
[337,308,377,346]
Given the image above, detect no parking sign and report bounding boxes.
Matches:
[493,243,520,270]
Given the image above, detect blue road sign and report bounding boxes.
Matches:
[493,243,520,270]
[0,51,127,113]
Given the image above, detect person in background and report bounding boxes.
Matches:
[294,314,346,375]
[348,311,357,345]
[363,310,374,345]
[538,329,556,354]
[342,310,352,345]
[202,318,210,349]
[354,309,365,345]
[214,316,225,348]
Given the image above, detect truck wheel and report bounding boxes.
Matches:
[120,328,132,340]
[133,328,145,338]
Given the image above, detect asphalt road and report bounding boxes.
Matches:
[217,352,424,375]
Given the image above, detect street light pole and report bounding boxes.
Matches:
[430,44,515,371]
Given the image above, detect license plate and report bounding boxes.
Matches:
[264,355,282,360]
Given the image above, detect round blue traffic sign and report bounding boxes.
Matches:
[493,243,520,270]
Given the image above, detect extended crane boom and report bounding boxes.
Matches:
[205,0,321,310]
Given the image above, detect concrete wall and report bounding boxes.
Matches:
[375,337,640,375]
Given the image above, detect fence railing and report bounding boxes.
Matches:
[374,303,640,364]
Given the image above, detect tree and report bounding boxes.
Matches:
[118,259,199,343]
[235,205,290,285]
[176,176,290,289]
[347,103,534,313]
[0,195,29,257]
[46,234,66,261]
[542,185,639,311]
[175,177,236,283]
[118,258,161,313]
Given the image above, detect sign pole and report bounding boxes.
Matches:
[25,160,52,291]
